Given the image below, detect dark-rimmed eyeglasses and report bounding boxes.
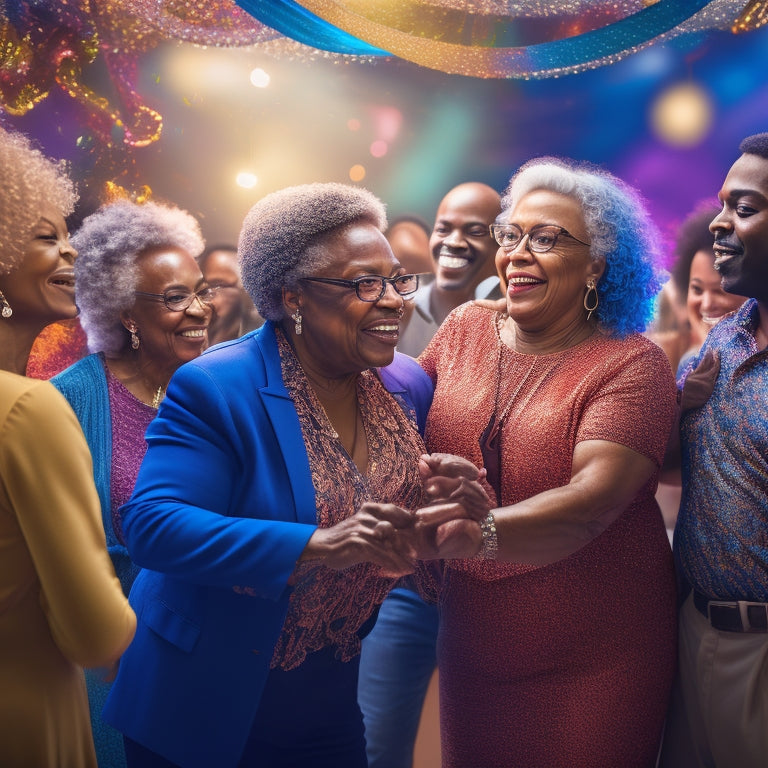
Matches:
[134,286,218,312]
[300,274,420,302]
[489,224,591,253]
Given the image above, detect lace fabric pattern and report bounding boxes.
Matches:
[270,332,427,670]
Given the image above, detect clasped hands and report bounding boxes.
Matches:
[303,453,491,576]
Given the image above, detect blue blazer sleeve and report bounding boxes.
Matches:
[120,324,317,602]
[378,351,434,436]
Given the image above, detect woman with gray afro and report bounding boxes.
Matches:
[103,182,485,768]
[51,198,213,768]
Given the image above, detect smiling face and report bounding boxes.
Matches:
[687,249,747,346]
[284,222,406,376]
[496,189,603,335]
[124,246,212,369]
[0,201,77,325]
[711,152,768,304]
[430,183,500,295]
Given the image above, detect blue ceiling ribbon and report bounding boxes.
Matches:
[234,0,391,56]
[234,0,716,75]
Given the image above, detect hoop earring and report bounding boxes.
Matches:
[291,309,302,336]
[129,325,140,350]
[584,279,598,321]
[0,290,12,319]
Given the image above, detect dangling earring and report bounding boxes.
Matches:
[291,309,302,336]
[129,325,140,350]
[0,289,12,319]
[584,279,599,321]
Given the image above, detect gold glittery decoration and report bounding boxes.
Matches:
[104,180,153,204]
[732,0,768,30]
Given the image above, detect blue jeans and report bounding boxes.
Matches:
[358,588,439,768]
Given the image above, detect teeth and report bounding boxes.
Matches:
[508,277,540,285]
[370,325,398,332]
[439,255,469,269]
[181,329,205,337]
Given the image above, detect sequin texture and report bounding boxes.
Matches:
[419,303,678,767]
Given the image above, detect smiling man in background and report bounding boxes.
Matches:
[660,131,768,768]
[397,182,501,357]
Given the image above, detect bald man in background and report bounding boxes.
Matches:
[397,182,502,357]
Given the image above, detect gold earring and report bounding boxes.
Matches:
[0,290,12,319]
[584,279,598,321]
[291,309,302,336]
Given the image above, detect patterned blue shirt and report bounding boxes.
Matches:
[675,299,768,601]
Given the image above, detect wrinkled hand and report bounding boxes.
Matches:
[419,453,491,521]
[300,502,416,577]
[681,349,720,412]
[412,502,483,560]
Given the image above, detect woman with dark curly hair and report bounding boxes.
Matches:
[670,203,747,376]
[51,199,212,768]
[417,157,679,767]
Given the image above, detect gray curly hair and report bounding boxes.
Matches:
[238,182,387,321]
[0,125,78,275]
[73,200,205,354]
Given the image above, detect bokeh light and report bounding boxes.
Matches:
[236,171,258,188]
[370,140,388,158]
[349,164,366,181]
[651,82,713,147]
[249,68,271,88]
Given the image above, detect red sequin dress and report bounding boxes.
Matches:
[419,303,678,768]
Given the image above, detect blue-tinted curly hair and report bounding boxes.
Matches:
[502,157,663,337]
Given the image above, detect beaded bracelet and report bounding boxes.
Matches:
[478,511,498,559]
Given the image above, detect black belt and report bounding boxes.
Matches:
[693,590,768,633]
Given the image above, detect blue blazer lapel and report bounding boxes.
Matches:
[256,323,317,526]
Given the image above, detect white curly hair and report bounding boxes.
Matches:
[73,200,205,354]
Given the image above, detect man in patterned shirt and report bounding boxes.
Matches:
[660,132,768,768]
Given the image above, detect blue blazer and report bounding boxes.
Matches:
[103,322,431,768]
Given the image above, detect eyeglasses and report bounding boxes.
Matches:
[489,223,591,253]
[134,285,218,312]
[300,274,420,302]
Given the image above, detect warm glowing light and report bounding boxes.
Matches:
[236,171,258,188]
[249,68,270,88]
[370,140,388,158]
[651,83,713,146]
[347,118,361,131]
[349,164,366,182]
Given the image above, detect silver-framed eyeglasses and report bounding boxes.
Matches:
[489,223,591,252]
[300,274,420,302]
[134,285,219,312]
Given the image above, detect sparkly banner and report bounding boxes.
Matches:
[0,0,762,159]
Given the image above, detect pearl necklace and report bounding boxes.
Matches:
[151,386,166,409]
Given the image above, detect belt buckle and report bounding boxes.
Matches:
[708,601,768,633]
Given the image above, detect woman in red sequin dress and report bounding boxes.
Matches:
[419,158,678,768]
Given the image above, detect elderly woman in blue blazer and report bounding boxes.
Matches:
[103,183,462,768]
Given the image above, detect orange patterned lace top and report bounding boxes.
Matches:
[269,332,427,671]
